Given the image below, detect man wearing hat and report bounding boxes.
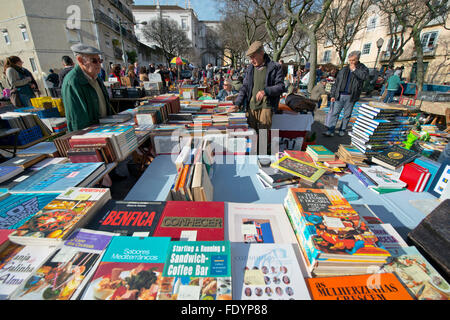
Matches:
[233,41,285,131]
[62,43,112,132]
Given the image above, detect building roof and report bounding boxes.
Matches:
[132,5,190,11]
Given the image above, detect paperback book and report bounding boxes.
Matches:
[0,244,55,300]
[306,273,414,300]
[153,201,225,241]
[87,200,166,237]
[157,241,232,300]
[232,243,311,300]
[271,156,325,183]
[0,193,59,230]
[11,229,115,300]
[81,236,171,300]
[9,187,111,246]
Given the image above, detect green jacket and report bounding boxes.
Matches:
[387,74,401,91]
[62,65,112,132]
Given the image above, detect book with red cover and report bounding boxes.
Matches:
[400,163,429,192]
[153,201,225,241]
[284,150,314,163]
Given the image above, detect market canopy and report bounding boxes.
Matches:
[170,57,188,65]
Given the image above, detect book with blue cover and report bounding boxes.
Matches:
[0,192,59,229]
[81,236,171,300]
[413,157,442,192]
[9,162,105,193]
[0,166,23,184]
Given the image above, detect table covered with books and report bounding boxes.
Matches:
[0,92,449,303]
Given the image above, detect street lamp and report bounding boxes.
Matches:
[374,37,384,70]
[118,19,147,65]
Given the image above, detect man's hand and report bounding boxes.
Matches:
[256,90,265,102]
[227,105,239,113]
[349,63,356,72]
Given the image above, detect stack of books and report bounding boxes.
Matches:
[336,144,368,166]
[349,103,412,158]
[352,165,407,194]
[99,113,132,124]
[0,166,24,184]
[40,117,67,133]
[306,145,336,162]
[70,125,138,162]
[399,162,431,192]
[284,188,391,277]
[257,165,300,190]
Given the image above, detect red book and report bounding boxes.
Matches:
[69,137,110,148]
[284,150,314,163]
[400,163,429,192]
[153,201,225,241]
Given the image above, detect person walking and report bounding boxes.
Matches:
[46,69,60,97]
[59,56,75,88]
[324,51,369,137]
[383,70,402,103]
[233,41,285,131]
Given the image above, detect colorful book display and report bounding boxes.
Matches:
[271,156,325,183]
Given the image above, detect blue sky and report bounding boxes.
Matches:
[133,0,222,21]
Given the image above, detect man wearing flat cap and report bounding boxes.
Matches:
[62,43,112,132]
[233,41,285,131]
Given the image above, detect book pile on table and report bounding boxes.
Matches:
[284,188,391,277]
[336,144,368,166]
[135,103,169,126]
[348,164,407,194]
[349,103,413,158]
[69,125,137,163]
[306,145,336,162]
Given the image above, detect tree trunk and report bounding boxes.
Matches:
[307,31,317,93]
[412,31,425,96]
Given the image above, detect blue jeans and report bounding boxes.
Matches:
[328,94,354,133]
[383,90,395,103]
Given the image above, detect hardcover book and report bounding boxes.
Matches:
[306,273,414,300]
[232,243,311,300]
[306,145,335,160]
[157,241,232,300]
[0,244,55,300]
[0,155,46,169]
[153,201,225,241]
[87,200,166,237]
[371,145,418,170]
[271,156,325,183]
[359,165,406,189]
[9,187,111,246]
[0,193,59,230]
[11,229,115,300]
[81,236,171,300]
[9,163,105,193]
[382,246,450,300]
[399,163,430,192]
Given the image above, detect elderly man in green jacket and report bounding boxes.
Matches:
[62,44,112,132]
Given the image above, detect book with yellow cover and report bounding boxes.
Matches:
[271,156,325,183]
[306,273,414,300]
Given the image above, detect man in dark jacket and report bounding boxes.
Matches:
[233,41,285,131]
[324,51,368,137]
[58,56,75,88]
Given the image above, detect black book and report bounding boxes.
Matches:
[86,200,166,237]
[258,166,296,184]
[371,145,418,170]
[408,199,450,280]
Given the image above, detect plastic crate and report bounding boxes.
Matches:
[51,98,65,116]
[30,97,53,109]
[0,125,43,146]
[36,107,61,119]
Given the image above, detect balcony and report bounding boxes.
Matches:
[95,9,138,44]
[412,45,437,58]
[114,46,123,60]
[107,0,134,23]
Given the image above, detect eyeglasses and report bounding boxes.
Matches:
[88,58,103,64]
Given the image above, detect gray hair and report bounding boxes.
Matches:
[348,51,361,60]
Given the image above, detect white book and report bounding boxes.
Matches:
[359,165,406,189]
[231,243,311,300]
[0,245,55,300]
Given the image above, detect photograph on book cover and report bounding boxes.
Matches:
[275,157,322,179]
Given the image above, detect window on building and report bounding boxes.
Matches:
[367,16,377,30]
[362,43,371,55]
[181,18,188,31]
[2,30,10,44]
[421,31,438,51]
[20,27,29,41]
[323,50,331,63]
[29,58,37,72]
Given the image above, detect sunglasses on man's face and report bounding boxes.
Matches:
[88,58,103,64]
